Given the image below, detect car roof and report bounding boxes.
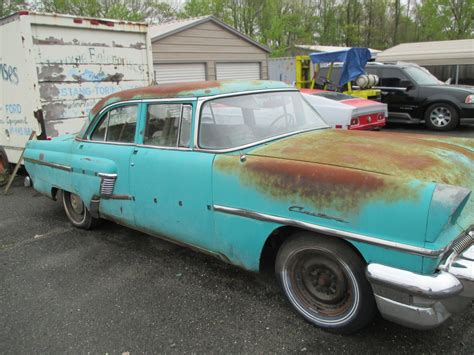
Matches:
[299,89,326,94]
[90,80,292,116]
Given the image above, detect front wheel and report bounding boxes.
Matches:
[62,190,99,229]
[275,233,376,334]
[0,146,9,187]
[424,103,459,131]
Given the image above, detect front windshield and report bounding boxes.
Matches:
[404,66,440,86]
[199,91,328,150]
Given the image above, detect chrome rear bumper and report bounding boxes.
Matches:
[366,242,474,330]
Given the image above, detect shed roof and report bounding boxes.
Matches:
[149,16,270,52]
[90,80,291,115]
[296,44,381,55]
[376,39,474,66]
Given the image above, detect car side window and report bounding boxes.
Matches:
[379,68,410,87]
[144,103,192,148]
[91,105,138,143]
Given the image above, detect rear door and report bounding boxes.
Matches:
[71,103,140,225]
[130,100,216,251]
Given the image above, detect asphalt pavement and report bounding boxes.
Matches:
[1,124,473,354]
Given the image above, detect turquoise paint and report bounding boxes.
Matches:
[211,160,437,273]
[24,84,473,277]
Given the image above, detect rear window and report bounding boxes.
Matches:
[314,92,354,101]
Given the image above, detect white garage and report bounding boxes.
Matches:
[150,16,270,84]
[154,63,206,84]
[216,62,261,80]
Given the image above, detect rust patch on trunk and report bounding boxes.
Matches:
[250,130,474,188]
[215,154,422,214]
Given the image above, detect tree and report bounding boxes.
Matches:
[0,0,28,18]
[39,0,176,22]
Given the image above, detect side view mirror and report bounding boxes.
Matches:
[445,78,452,84]
[399,80,413,90]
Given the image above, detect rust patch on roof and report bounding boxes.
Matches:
[90,80,291,116]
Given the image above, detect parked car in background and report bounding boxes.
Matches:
[24,80,473,334]
[301,89,386,130]
[316,62,474,131]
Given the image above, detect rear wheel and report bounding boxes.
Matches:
[62,190,99,229]
[424,103,459,131]
[275,233,376,334]
[0,146,9,187]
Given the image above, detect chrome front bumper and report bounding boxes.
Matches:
[366,242,474,330]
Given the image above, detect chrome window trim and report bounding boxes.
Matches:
[143,102,194,149]
[213,204,447,257]
[192,88,303,152]
[75,136,194,152]
[24,157,72,172]
[138,144,193,152]
[83,98,197,141]
[194,128,330,154]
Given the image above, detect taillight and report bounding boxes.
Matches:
[350,118,359,126]
[378,113,385,121]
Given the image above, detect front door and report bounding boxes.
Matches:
[376,67,419,120]
[130,101,216,252]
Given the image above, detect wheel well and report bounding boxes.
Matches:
[51,187,60,201]
[422,100,460,119]
[259,226,367,274]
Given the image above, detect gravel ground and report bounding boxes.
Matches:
[1,124,473,354]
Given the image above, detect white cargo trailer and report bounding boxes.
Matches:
[0,11,154,167]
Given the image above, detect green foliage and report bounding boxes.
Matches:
[5,0,473,54]
[37,0,176,22]
[0,0,28,18]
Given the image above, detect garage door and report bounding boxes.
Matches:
[154,63,206,84]
[216,62,261,80]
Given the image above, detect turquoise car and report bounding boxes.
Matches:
[24,80,473,333]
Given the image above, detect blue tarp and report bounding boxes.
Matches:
[309,47,372,87]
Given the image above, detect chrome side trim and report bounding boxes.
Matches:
[100,194,133,200]
[375,86,408,91]
[366,263,463,299]
[387,112,413,119]
[213,204,447,257]
[97,173,117,178]
[24,157,72,172]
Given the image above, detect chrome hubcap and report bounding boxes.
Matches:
[430,107,451,127]
[70,193,84,215]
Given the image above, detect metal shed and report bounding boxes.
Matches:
[376,39,474,84]
[149,16,270,84]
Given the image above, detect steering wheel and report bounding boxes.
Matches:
[270,112,296,129]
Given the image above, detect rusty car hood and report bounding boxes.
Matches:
[243,129,474,233]
[247,129,474,188]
